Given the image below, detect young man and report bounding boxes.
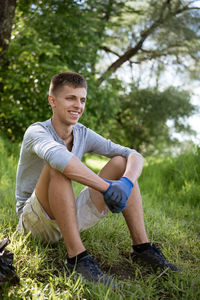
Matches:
[16,72,180,286]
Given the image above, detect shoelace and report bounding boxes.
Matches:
[149,244,170,267]
[83,256,103,276]
[152,244,167,260]
[151,244,179,270]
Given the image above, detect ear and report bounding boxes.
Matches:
[48,95,56,108]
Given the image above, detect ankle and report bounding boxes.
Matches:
[132,237,149,245]
[132,242,151,253]
[67,250,88,265]
[67,245,86,258]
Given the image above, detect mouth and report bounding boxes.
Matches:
[68,111,80,119]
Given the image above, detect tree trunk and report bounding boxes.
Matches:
[0,0,17,95]
[0,0,17,62]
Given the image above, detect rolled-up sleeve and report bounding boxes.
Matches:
[24,125,73,172]
[84,128,139,158]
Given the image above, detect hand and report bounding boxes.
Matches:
[102,177,134,213]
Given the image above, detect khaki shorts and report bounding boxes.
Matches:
[16,187,107,243]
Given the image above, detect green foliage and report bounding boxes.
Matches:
[107,85,196,153]
[0,0,122,140]
[0,0,199,154]
[82,78,123,135]
[0,135,200,299]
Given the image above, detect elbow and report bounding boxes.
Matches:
[130,151,145,167]
[138,153,145,167]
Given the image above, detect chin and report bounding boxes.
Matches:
[71,118,79,124]
[66,119,79,125]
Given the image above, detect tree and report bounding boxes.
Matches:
[108,86,196,154]
[98,0,200,84]
[0,0,123,139]
[0,0,198,154]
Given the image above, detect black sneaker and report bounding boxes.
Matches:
[64,255,115,287]
[131,244,182,272]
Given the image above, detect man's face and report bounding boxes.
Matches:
[49,84,87,126]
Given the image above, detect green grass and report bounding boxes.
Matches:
[0,135,200,299]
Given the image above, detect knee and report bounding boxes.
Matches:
[46,164,69,183]
[110,156,127,175]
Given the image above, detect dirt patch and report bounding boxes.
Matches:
[102,257,151,281]
[106,262,136,281]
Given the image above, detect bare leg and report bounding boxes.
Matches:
[35,164,85,257]
[35,156,147,258]
[89,156,149,245]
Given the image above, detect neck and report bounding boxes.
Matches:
[51,117,73,140]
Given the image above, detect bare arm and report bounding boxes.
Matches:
[123,152,145,184]
[63,156,109,192]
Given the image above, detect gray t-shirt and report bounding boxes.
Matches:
[16,119,138,205]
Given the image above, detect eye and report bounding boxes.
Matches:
[81,99,86,104]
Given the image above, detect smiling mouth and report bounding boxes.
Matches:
[68,111,80,117]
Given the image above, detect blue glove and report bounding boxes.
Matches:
[102,177,134,213]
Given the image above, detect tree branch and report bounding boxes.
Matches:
[175,5,200,15]
[98,0,172,84]
[136,42,196,63]
[98,1,200,84]
[98,21,160,84]
[100,46,121,57]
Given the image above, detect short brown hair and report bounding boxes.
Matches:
[49,72,87,95]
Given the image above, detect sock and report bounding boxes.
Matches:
[132,243,151,253]
[67,250,88,265]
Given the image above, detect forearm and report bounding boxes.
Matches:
[63,156,109,192]
[123,152,144,184]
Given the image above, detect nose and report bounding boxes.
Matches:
[74,98,82,109]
